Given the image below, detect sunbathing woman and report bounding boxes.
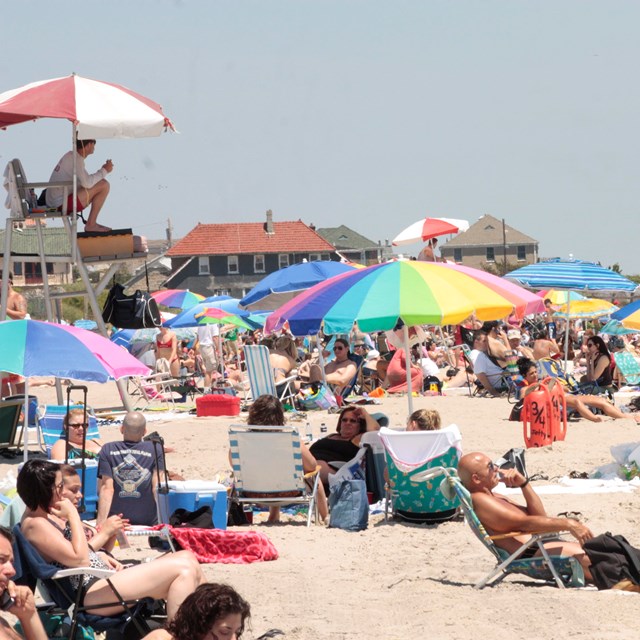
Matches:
[269,335,299,395]
[50,409,102,461]
[239,395,328,523]
[309,406,380,487]
[582,335,614,387]
[517,358,639,423]
[143,583,251,640]
[17,459,205,621]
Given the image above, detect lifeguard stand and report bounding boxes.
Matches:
[1,158,146,409]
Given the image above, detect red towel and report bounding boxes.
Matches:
[165,527,279,564]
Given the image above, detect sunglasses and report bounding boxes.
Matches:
[333,346,344,351]
[67,423,87,429]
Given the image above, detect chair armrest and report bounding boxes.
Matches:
[303,465,320,480]
[489,530,570,541]
[53,567,115,580]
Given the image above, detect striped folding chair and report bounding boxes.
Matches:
[228,424,320,526]
[244,345,297,406]
[38,404,100,459]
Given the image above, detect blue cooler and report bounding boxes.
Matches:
[158,481,228,530]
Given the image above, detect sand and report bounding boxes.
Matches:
[3,382,640,640]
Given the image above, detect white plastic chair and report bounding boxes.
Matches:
[244,344,297,405]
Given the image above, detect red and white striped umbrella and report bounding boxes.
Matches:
[0,74,174,139]
[392,217,470,246]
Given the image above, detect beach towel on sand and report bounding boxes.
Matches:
[160,527,278,564]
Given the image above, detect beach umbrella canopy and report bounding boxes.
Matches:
[239,261,357,311]
[392,217,470,246]
[0,319,150,381]
[505,259,638,292]
[152,289,204,310]
[599,319,639,336]
[555,298,618,319]
[0,74,175,138]
[195,308,253,331]
[110,327,197,349]
[439,263,545,318]
[611,300,640,330]
[536,290,586,305]
[165,297,250,329]
[265,260,515,337]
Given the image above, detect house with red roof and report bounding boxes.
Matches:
[163,210,340,298]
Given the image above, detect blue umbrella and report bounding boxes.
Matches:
[599,319,638,336]
[505,259,638,292]
[165,297,250,329]
[239,260,357,311]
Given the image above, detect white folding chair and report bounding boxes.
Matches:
[244,345,297,405]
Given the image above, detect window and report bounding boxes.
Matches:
[213,288,230,296]
[454,248,463,263]
[198,257,210,275]
[227,255,239,274]
[278,254,290,269]
[308,253,321,262]
[517,245,526,261]
[13,262,22,276]
[254,254,265,273]
[321,253,330,261]
[486,247,495,263]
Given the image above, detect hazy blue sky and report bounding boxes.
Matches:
[3,1,640,273]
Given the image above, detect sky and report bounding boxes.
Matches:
[2,1,640,273]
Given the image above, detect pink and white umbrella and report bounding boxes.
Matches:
[392,217,470,246]
[0,74,175,138]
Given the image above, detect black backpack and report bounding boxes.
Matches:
[102,283,162,330]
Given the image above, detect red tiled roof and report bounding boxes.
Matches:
[166,221,336,257]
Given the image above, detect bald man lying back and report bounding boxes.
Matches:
[458,452,593,580]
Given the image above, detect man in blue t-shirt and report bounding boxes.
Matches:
[97,411,165,526]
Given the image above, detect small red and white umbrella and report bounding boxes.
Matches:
[0,74,175,138]
[392,217,470,246]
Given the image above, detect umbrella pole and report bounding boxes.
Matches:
[404,324,414,416]
[22,378,29,463]
[316,335,328,386]
[563,298,571,369]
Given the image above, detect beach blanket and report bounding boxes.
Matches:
[162,527,279,564]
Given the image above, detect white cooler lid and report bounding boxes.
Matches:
[165,480,227,493]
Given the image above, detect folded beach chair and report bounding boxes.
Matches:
[360,431,386,503]
[410,466,586,589]
[0,399,24,456]
[244,345,297,407]
[13,524,164,639]
[613,351,640,386]
[379,425,462,523]
[228,424,321,526]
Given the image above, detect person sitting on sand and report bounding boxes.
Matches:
[307,338,358,396]
[517,357,638,423]
[143,583,251,640]
[50,408,103,461]
[309,405,382,488]
[46,138,113,233]
[237,395,328,523]
[458,451,594,580]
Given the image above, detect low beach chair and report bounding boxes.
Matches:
[613,351,640,386]
[0,399,24,456]
[128,373,183,410]
[379,425,462,523]
[244,345,297,407]
[228,424,320,526]
[38,404,100,458]
[331,354,364,400]
[410,466,586,589]
[13,524,164,639]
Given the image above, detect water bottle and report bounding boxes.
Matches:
[305,421,313,442]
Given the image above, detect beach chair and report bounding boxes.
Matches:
[379,425,462,523]
[12,524,164,639]
[0,399,24,456]
[128,373,183,410]
[360,431,386,503]
[332,354,364,400]
[613,351,640,386]
[537,357,615,399]
[228,424,321,526]
[38,404,100,458]
[244,345,297,406]
[410,466,586,589]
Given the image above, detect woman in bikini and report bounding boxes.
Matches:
[156,326,180,377]
[17,459,204,621]
[50,409,103,461]
[269,335,299,395]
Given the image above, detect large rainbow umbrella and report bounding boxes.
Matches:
[152,289,205,310]
[537,290,586,305]
[611,300,640,330]
[194,308,253,331]
[165,297,250,329]
[265,261,515,413]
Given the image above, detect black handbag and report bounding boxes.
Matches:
[102,282,162,329]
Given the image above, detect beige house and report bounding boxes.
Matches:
[440,214,538,270]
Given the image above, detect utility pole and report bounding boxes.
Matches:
[502,218,508,275]
[166,217,173,248]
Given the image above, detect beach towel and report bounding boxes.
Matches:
[161,527,279,564]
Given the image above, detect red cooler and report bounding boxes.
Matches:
[196,394,241,417]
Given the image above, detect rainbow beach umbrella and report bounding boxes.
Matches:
[152,289,204,310]
[537,290,586,305]
[555,298,618,319]
[195,308,253,331]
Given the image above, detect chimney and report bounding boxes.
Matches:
[265,209,274,234]
[309,223,316,231]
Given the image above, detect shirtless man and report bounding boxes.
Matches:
[458,452,593,580]
[532,328,560,360]
[309,338,357,395]
[1,273,26,321]
[46,138,113,233]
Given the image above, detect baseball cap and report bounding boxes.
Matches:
[507,330,521,340]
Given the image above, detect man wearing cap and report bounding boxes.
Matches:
[507,329,534,360]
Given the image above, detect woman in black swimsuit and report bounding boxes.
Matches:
[17,460,205,621]
[582,335,613,387]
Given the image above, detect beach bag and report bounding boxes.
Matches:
[169,506,214,529]
[583,532,640,590]
[297,384,338,411]
[328,479,369,532]
[102,283,162,330]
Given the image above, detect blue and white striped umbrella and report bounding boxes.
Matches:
[505,259,638,292]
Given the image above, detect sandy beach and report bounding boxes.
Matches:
[3,382,640,640]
